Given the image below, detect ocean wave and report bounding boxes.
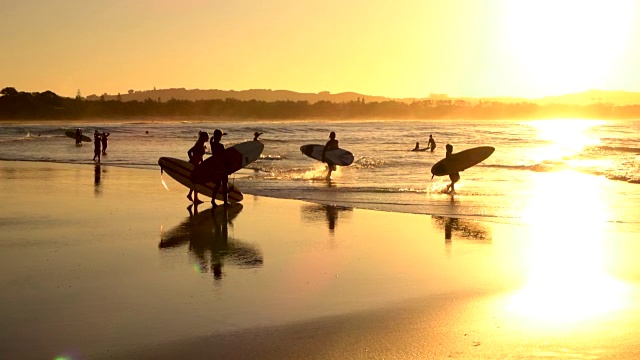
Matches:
[595,145,640,154]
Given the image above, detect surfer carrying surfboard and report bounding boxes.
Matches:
[187,131,209,204]
[322,131,339,179]
[75,128,82,146]
[208,129,229,207]
[92,131,102,162]
[445,144,460,193]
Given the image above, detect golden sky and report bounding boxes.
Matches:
[1,0,639,99]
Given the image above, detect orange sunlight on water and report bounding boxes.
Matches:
[526,119,603,164]
[506,171,628,326]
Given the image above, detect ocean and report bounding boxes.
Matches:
[1,118,639,230]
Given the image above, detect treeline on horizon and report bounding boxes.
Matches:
[2,87,640,120]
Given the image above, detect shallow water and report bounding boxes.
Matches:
[1,118,639,228]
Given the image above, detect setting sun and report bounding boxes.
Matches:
[503,0,636,96]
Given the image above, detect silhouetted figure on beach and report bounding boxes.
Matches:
[428,134,436,152]
[445,144,459,193]
[92,131,101,162]
[253,131,263,141]
[322,131,339,179]
[75,128,82,146]
[209,129,228,207]
[101,132,110,154]
[187,131,209,204]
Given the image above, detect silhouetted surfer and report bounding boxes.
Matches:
[412,142,421,151]
[322,131,339,179]
[101,132,110,155]
[187,131,209,204]
[75,128,82,146]
[92,130,101,162]
[428,134,436,152]
[445,144,459,193]
[209,129,228,207]
[253,131,263,141]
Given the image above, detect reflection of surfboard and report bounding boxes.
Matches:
[431,146,495,176]
[300,144,354,166]
[158,157,243,202]
[65,131,91,142]
[191,141,264,184]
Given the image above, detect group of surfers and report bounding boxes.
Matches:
[74,128,110,163]
[186,130,460,207]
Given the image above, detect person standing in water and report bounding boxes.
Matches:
[187,131,209,204]
[209,129,228,207]
[75,128,83,146]
[253,132,263,141]
[92,130,101,162]
[445,143,460,193]
[101,132,110,155]
[322,131,339,179]
[428,134,436,152]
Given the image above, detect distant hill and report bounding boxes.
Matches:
[86,88,398,104]
[84,88,640,106]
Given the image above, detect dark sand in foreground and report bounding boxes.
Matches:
[1,161,640,359]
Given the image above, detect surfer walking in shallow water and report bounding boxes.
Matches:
[101,132,110,155]
[92,130,101,162]
[187,131,209,204]
[322,131,339,179]
[445,144,460,193]
[209,129,229,207]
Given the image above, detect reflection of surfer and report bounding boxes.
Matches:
[322,131,339,179]
[445,144,460,193]
[92,130,101,162]
[187,131,209,204]
[209,129,228,207]
[428,134,436,152]
[75,128,82,146]
[101,132,110,155]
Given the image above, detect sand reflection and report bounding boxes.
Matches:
[159,204,263,281]
[506,170,628,326]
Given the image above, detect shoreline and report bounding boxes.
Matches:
[2,160,640,359]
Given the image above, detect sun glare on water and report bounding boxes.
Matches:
[526,119,603,165]
[505,169,628,327]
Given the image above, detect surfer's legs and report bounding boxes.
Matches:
[447,172,460,193]
[326,162,336,179]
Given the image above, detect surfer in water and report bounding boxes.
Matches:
[209,129,229,207]
[75,128,83,146]
[253,132,263,141]
[322,131,339,179]
[445,143,460,193]
[412,142,421,151]
[92,130,101,162]
[428,134,436,152]
[101,132,110,155]
[187,131,209,204]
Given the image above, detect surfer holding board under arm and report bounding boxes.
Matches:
[430,144,495,194]
[322,131,339,179]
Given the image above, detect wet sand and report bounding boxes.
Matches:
[1,160,640,359]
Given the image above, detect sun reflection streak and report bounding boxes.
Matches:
[526,119,603,164]
[507,170,629,327]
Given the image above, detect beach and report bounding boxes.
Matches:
[1,160,640,359]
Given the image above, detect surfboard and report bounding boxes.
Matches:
[190,141,264,184]
[300,144,354,166]
[431,146,495,176]
[65,131,91,142]
[158,157,243,202]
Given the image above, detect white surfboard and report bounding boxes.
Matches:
[191,141,264,184]
[300,144,354,166]
[158,157,243,202]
